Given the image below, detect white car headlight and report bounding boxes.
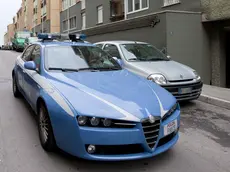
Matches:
[193,71,201,80]
[147,74,167,85]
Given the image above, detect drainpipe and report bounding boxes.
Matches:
[67,0,70,34]
[124,0,127,20]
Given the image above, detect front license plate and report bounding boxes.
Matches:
[164,120,177,136]
[179,87,192,94]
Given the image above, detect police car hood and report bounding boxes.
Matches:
[47,70,176,122]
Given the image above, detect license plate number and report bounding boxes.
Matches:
[179,87,192,94]
[164,120,177,136]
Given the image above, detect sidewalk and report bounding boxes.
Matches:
[199,84,230,110]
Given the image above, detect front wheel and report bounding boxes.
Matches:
[38,103,56,152]
[12,74,21,98]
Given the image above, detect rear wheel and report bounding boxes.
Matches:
[38,103,56,152]
[12,74,21,98]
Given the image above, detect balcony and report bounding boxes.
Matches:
[41,6,47,17]
[201,0,230,22]
[34,0,38,7]
[110,0,124,22]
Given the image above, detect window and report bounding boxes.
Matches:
[31,45,41,71]
[22,45,34,61]
[127,0,149,13]
[81,12,86,29]
[62,0,76,11]
[120,44,168,61]
[69,16,77,29]
[163,0,180,6]
[96,44,104,49]
[63,20,68,31]
[104,44,121,59]
[110,0,124,22]
[97,5,103,24]
[70,0,76,6]
[81,0,85,9]
[62,0,68,10]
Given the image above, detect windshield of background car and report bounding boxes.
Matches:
[17,32,31,39]
[28,37,38,43]
[45,46,122,71]
[120,44,169,61]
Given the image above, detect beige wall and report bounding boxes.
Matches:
[50,0,61,32]
[25,0,33,30]
[202,0,230,21]
[17,6,25,31]
[7,24,15,43]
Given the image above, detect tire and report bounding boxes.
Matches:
[12,74,21,98]
[38,103,56,152]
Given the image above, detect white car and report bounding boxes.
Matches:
[95,41,203,101]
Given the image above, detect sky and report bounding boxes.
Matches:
[0,0,21,45]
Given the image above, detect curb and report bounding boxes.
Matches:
[198,94,230,110]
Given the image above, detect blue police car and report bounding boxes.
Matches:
[12,33,180,161]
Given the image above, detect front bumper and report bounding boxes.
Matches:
[57,109,180,161]
[163,81,203,101]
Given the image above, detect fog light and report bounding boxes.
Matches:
[87,145,96,154]
[90,117,100,126]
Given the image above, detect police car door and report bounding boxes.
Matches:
[23,45,41,109]
[17,45,35,94]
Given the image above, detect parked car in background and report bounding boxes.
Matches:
[95,41,203,101]
[12,31,33,51]
[24,37,39,48]
[12,33,180,161]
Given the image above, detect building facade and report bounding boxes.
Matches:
[24,0,33,31]
[201,0,230,88]
[4,33,8,45]
[7,24,15,44]
[60,0,212,86]
[32,0,61,33]
[16,7,25,31]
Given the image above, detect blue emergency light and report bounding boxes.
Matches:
[37,33,86,42]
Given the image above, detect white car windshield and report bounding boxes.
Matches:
[120,44,169,61]
[28,37,38,43]
[45,46,121,71]
[17,33,31,39]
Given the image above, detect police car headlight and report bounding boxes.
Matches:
[77,116,112,127]
[148,74,167,85]
[78,116,88,126]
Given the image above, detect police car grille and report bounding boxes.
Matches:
[142,119,160,149]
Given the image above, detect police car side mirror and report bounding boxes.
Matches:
[24,61,36,71]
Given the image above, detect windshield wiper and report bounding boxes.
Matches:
[48,67,79,72]
[79,67,120,71]
[78,67,100,72]
[97,67,121,71]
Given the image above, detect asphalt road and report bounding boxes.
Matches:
[0,50,229,172]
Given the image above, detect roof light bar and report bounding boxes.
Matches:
[37,33,87,42]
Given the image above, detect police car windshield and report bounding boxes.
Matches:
[120,44,168,61]
[45,46,121,71]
